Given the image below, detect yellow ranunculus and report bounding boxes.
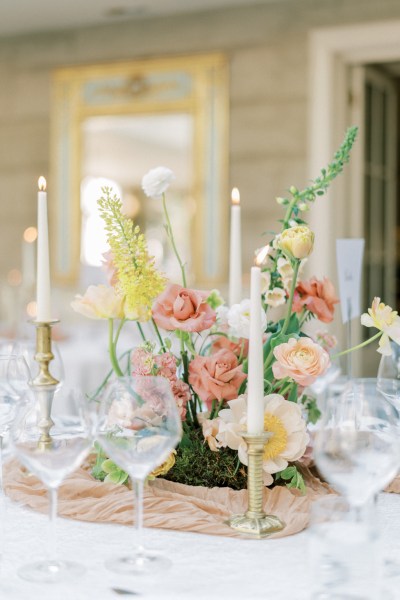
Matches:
[71,284,124,320]
[278,225,314,260]
[150,452,176,478]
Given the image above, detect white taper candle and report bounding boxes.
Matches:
[247,246,269,434]
[36,176,52,322]
[229,187,242,306]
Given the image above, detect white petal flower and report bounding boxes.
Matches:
[227,299,267,339]
[142,166,175,198]
[265,287,286,307]
[211,393,309,486]
[361,297,400,354]
[261,271,271,294]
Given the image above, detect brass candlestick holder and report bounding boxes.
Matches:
[227,432,285,538]
[31,320,60,447]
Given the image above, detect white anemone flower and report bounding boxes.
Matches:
[227,299,267,339]
[142,166,175,198]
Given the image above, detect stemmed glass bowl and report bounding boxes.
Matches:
[314,378,400,508]
[96,375,182,574]
[10,389,92,583]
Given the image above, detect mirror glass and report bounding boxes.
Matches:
[80,113,193,286]
[51,54,228,288]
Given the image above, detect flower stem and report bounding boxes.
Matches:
[136,322,147,342]
[108,319,123,377]
[281,260,300,335]
[151,317,166,353]
[162,193,187,287]
[283,197,298,229]
[331,331,382,359]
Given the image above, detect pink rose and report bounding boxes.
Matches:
[152,284,216,333]
[154,352,178,382]
[171,380,191,420]
[189,349,247,409]
[272,337,330,387]
[211,336,249,360]
[292,277,339,323]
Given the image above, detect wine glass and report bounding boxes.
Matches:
[314,378,400,508]
[10,389,92,583]
[0,354,31,496]
[377,342,400,410]
[96,376,182,574]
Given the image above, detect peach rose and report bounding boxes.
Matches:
[152,283,216,333]
[292,277,339,323]
[211,336,249,360]
[272,337,330,387]
[188,349,247,409]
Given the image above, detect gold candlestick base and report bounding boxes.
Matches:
[30,320,60,447]
[226,432,285,538]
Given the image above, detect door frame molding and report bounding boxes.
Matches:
[308,19,400,279]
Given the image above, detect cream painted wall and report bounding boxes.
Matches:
[1,0,400,318]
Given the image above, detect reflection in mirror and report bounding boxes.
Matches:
[80,114,193,287]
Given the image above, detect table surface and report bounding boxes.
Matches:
[1,492,400,600]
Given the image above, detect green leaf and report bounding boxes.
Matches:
[276,466,306,494]
[287,383,298,403]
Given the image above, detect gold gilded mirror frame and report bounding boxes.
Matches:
[50,54,229,287]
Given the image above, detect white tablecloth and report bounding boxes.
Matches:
[1,493,400,599]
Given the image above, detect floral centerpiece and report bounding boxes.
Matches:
[72,126,400,492]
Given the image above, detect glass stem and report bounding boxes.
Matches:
[133,479,145,557]
[48,487,58,562]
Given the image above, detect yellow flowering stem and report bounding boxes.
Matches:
[281,259,300,335]
[331,331,382,360]
[151,317,166,353]
[162,193,187,287]
[108,318,123,377]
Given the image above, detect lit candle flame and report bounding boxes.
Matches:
[23,226,38,243]
[255,245,269,267]
[38,176,47,191]
[231,187,240,205]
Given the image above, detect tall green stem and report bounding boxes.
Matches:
[108,319,123,377]
[136,322,147,342]
[331,331,382,359]
[152,317,166,352]
[283,198,298,229]
[281,260,300,335]
[162,193,187,287]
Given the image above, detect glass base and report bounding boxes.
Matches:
[18,559,85,583]
[105,552,171,575]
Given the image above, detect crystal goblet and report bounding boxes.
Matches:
[96,376,182,574]
[10,389,92,583]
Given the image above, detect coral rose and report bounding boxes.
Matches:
[211,335,249,360]
[272,337,330,387]
[188,349,247,409]
[293,277,339,323]
[152,283,216,333]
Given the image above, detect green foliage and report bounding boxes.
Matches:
[300,394,321,425]
[207,289,224,310]
[275,466,306,494]
[165,427,248,490]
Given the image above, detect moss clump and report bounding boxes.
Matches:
[164,426,247,490]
